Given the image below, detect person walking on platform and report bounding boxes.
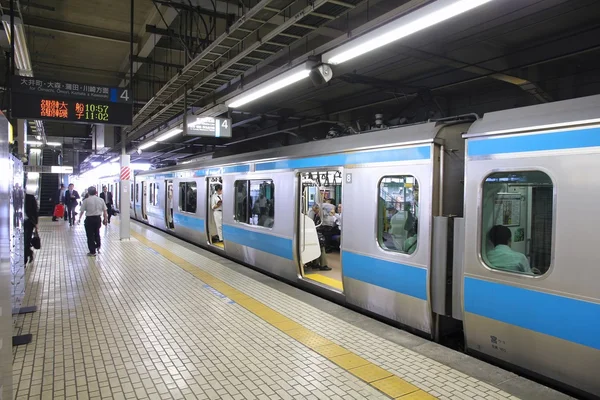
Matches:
[24,186,39,265]
[52,183,65,221]
[99,186,114,224]
[63,183,80,226]
[211,184,223,242]
[78,186,107,257]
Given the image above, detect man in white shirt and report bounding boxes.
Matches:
[78,186,108,257]
[487,225,532,274]
[211,184,223,242]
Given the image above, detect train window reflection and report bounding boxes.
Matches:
[377,176,419,254]
[234,179,274,228]
[179,182,197,213]
[481,171,553,276]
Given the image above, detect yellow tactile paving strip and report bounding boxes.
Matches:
[130,230,437,399]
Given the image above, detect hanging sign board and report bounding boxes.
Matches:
[186,116,232,138]
[10,77,133,126]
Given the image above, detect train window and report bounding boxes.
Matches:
[481,171,553,276]
[135,184,139,202]
[234,179,274,228]
[149,183,154,205]
[130,183,134,202]
[179,182,197,213]
[377,176,419,254]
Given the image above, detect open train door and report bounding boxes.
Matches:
[165,180,174,230]
[206,176,224,249]
[141,181,148,220]
[297,170,344,292]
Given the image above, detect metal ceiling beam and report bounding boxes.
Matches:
[154,0,235,21]
[145,25,212,44]
[118,4,179,87]
[129,0,350,140]
[132,56,183,69]
[396,46,552,103]
[128,0,277,136]
[24,22,132,44]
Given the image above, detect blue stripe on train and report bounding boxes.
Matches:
[464,277,600,350]
[173,213,204,231]
[468,126,600,156]
[256,145,431,171]
[222,224,293,260]
[194,164,250,177]
[342,251,428,301]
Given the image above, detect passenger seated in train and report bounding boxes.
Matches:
[403,224,418,254]
[487,225,533,274]
[258,203,274,228]
[321,208,340,252]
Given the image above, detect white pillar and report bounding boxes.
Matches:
[119,155,131,240]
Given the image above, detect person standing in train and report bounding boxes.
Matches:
[211,184,223,242]
[100,186,114,224]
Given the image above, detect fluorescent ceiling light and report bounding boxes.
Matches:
[227,64,310,108]
[110,156,119,162]
[46,142,61,147]
[156,128,183,142]
[91,162,101,167]
[323,0,493,65]
[139,141,157,150]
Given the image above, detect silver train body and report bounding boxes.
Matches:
[102,95,600,398]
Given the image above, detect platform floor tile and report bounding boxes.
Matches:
[125,222,528,400]
[12,220,390,400]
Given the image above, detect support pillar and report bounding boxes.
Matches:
[119,150,131,241]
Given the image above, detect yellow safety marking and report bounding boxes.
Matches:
[313,343,350,358]
[305,273,344,290]
[129,230,439,399]
[397,390,438,399]
[371,376,420,398]
[329,353,371,369]
[350,364,393,383]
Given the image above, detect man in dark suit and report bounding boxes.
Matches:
[99,186,114,224]
[24,187,38,264]
[63,183,80,226]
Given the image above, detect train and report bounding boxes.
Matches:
[99,94,600,399]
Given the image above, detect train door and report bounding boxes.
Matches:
[297,170,344,291]
[141,181,148,220]
[165,180,174,230]
[206,176,224,249]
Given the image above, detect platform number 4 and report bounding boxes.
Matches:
[346,173,352,184]
[120,89,130,102]
[221,119,228,129]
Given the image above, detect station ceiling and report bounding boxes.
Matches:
[2,0,600,169]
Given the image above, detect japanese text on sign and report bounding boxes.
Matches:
[40,100,69,119]
[39,99,110,122]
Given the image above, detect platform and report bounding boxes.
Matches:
[12,219,573,400]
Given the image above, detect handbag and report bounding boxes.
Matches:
[31,231,41,250]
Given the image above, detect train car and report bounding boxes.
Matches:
[461,95,600,398]
[132,120,467,339]
[122,94,600,399]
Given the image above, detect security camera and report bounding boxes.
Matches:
[136,148,142,155]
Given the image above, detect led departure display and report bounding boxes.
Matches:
[11,77,132,125]
[12,94,132,125]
